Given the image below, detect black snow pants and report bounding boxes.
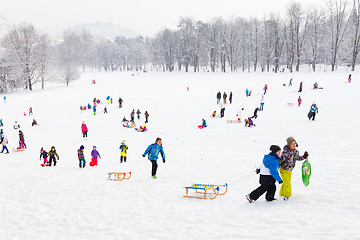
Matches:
[49,156,57,166]
[151,160,158,176]
[249,175,276,201]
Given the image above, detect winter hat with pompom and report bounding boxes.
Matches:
[286,136,298,147]
[270,145,281,154]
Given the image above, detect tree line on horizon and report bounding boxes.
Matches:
[0,0,359,92]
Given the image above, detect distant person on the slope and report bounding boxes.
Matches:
[3,96,6,103]
[211,111,217,118]
[246,88,252,97]
[106,96,110,104]
[122,117,129,124]
[119,140,128,163]
[81,121,88,138]
[229,92,233,104]
[90,146,101,167]
[14,121,20,129]
[308,103,318,121]
[263,84,268,94]
[279,137,308,201]
[246,145,283,203]
[136,109,141,120]
[198,119,207,129]
[110,97,113,104]
[223,92,228,104]
[32,119,38,126]
[0,134,9,154]
[251,107,260,119]
[144,111,149,123]
[39,147,49,166]
[118,97,124,108]
[236,108,244,122]
[298,82,303,93]
[313,82,318,89]
[216,91,221,104]
[348,74,352,83]
[93,105,97,115]
[18,130,26,148]
[260,95,265,111]
[29,107,33,116]
[143,137,166,179]
[48,146,59,167]
[130,110,135,122]
[87,103,92,109]
[103,106,108,114]
[245,117,255,127]
[298,96,302,107]
[78,145,86,168]
[219,102,225,118]
[289,78,293,86]
[0,119,3,127]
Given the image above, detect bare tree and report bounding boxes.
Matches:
[307,9,326,71]
[349,0,360,70]
[328,0,350,71]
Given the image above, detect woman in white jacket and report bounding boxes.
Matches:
[1,135,9,154]
[260,95,265,111]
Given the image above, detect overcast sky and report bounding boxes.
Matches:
[1,0,325,37]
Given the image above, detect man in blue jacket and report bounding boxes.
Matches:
[246,145,283,203]
[143,137,166,179]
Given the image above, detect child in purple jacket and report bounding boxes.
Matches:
[90,146,101,166]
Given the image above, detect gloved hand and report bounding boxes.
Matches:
[142,154,145,157]
[162,159,166,163]
[303,151,309,159]
[279,180,283,184]
[255,168,260,174]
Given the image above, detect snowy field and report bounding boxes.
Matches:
[0,70,359,240]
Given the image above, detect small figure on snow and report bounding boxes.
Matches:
[119,140,128,163]
[3,96,6,103]
[289,78,293,86]
[48,146,59,166]
[246,145,283,203]
[90,146,101,166]
[279,137,308,200]
[118,97,124,108]
[106,96,110,104]
[298,81,303,93]
[313,82,318,90]
[251,107,260,119]
[298,96,302,107]
[260,95,265,111]
[246,88,252,97]
[144,111,149,123]
[93,105,97,115]
[143,137,166,179]
[0,134,9,154]
[136,109,141,120]
[29,107,33,116]
[348,74,352,83]
[32,119,38,126]
[40,147,49,167]
[219,102,225,118]
[216,91,221,104]
[78,145,86,168]
[0,119,3,127]
[130,109,135,122]
[245,117,255,127]
[223,92,228,104]
[263,84,268,94]
[81,121,88,138]
[229,92,233,104]
[103,106,108,114]
[211,111,217,118]
[236,108,244,122]
[308,103,318,121]
[198,119,207,129]
[18,130,26,149]
[14,121,20,130]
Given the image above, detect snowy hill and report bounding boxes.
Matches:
[0,71,359,239]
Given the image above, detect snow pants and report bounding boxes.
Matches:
[249,175,276,201]
[1,145,9,153]
[260,103,264,111]
[79,158,86,168]
[279,168,292,198]
[49,155,57,166]
[120,156,127,163]
[83,132,88,138]
[298,102,301,107]
[151,160,158,176]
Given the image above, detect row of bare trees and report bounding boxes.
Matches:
[1,0,360,92]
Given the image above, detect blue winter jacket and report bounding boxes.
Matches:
[263,153,282,183]
[202,120,207,127]
[143,143,165,161]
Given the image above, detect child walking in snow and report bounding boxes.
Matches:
[119,140,128,163]
[78,145,86,168]
[144,111,149,123]
[90,146,101,166]
[48,146,59,166]
[40,148,49,166]
[298,96,302,107]
[279,137,308,200]
[246,145,283,203]
[81,122,88,138]
[0,134,9,154]
[143,138,166,179]
[136,109,141,120]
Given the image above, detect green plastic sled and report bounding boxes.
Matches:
[301,159,311,187]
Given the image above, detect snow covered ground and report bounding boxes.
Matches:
[0,70,359,240]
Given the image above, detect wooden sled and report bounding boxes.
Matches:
[287,103,294,106]
[107,172,132,181]
[12,148,25,152]
[227,120,241,123]
[184,183,228,200]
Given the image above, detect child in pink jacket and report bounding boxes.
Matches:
[81,122,88,138]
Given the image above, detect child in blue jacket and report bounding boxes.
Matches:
[246,145,283,203]
[143,137,165,179]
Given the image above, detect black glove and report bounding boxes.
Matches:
[255,168,260,174]
[303,151,309,159]
[142,154,145,157]
[279,180,283,184]
[162,159,166,163]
